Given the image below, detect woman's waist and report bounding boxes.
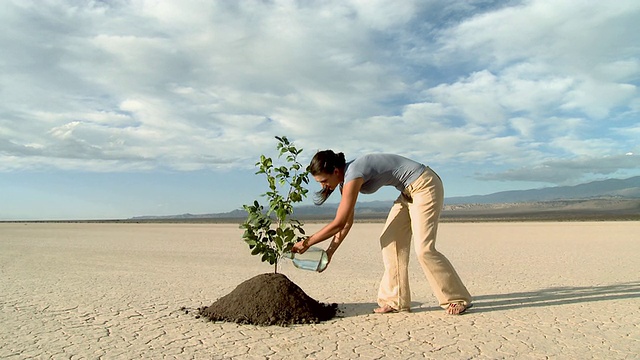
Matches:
[402,167,442,196]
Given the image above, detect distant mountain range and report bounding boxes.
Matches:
[446,175,640,204]
[130,176,640,221]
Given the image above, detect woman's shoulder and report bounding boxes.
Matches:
[349,153,377,166]
[356,153,405,162]
[356,153,395,159]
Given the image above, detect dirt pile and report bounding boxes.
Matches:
[199,273,338,326]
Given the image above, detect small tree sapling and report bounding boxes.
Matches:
[240,136,309,273]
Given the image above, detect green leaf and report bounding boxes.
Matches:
[283,229,295,242]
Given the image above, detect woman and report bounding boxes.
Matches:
[292,150,472,315]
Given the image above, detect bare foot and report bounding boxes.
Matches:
[373,305,398,314]
[446,302,472,315]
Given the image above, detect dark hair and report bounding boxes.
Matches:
[308,150,346,205]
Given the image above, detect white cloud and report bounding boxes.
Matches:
[0,0,639,186]
[509,117,535,138]
[428,71,508,126]
[436,0,640,68]
[478,154,640,184]
[561,79,637,119]
[432,1,640,116]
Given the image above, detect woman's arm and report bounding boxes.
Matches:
[293,178,362,253]
[317,210,354,273]
[325,205,354,257]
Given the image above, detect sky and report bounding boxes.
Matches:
[1,0,639,220]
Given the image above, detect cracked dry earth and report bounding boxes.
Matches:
[1,222,639,359]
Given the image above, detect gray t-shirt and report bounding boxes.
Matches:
[343,154,426,194]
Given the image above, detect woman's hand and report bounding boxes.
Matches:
[291,236,310,254]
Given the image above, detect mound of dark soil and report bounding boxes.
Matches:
[199,273,338,326]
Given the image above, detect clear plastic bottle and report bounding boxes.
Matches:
[283,246,329,272]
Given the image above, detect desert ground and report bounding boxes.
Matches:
[1,221,638,359]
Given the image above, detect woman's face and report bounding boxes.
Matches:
[313,168,342,191]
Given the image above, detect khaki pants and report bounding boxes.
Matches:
[377,167,471,310]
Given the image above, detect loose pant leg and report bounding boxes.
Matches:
[377,195,413,311]
[407,168,472,308]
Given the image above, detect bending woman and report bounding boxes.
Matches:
[292,151,472,315]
